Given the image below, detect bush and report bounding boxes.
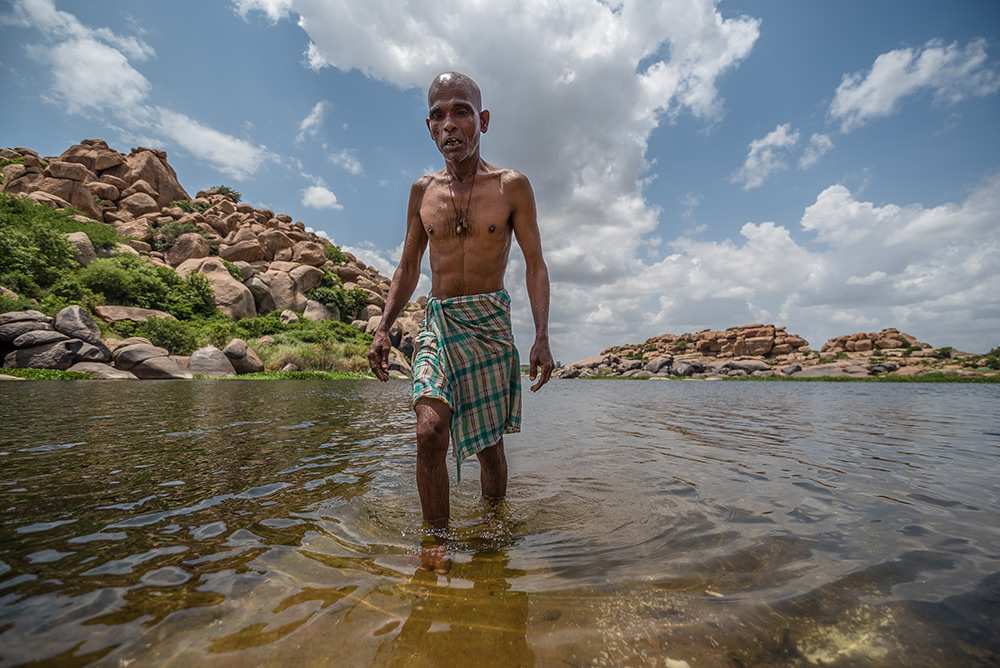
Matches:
[222,260,243,281]
[675,339,687,351]
[150,221,212,254]
[77,254,218,320]
[169,199,211,214]
[213,186,241,203]
[115,316,201,355]
[0,193,77,296]
[932,346,953,359]
[307,271,368,322]
[0,293,34,314]
[902,345,921,357]
[325,245,347,265]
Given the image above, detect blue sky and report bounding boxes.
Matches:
[2,0,998,360]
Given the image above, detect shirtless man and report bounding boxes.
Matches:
[368,72,554,536]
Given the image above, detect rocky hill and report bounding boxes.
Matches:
[0,140,423,379]
[555,323,997,380]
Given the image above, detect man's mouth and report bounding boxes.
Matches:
[443,137,462,147]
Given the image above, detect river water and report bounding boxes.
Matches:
[0,379,998,667]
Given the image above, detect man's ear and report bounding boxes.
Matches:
[480,110,490,133]
[426,118,432,134]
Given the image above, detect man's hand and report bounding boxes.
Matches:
[528,338,554,392]
[368,330,392,382]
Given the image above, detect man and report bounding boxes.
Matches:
[368,71,554,536]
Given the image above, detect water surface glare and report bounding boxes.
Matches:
[1,379,998,666]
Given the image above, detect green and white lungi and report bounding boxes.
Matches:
[411,289,521,479]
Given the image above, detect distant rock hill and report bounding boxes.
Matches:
[554,323,991,380]
[1,139,423,377]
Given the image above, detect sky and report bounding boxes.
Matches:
[1,0,998,361]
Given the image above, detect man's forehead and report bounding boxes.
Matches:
[429,85,479,108]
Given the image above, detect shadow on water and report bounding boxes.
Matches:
[0,379,998,665]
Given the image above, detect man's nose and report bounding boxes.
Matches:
[443,114,457,130]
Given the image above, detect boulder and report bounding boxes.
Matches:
[359,304,383,322]
[259,270,296,313]
[292,241,326,266]
[112,344,170,371]
[4,340,83,370]
[744,336,773,356]
[222,338,264,374]
[672,362,695,377]
[93,305,175,323]
[302,300,330,321]
[259,229,294,255]
[54,305,103,345]
[0,320,54,343]
[644,357,672,374]
[66,362,137,380]
[120,179,157,199]
[198,258,257,320]
[219,240,265,263]
[86,180,120,201]
[728,359,770,373]
[75,341,112,363]
[188,346,237,377]
[118,192,159,217]
[280,310,299,324]
[46,160,91,182]
[58,139,126,173]
[350,319,367,332]
[166,232,210,267]
[290,265,324,292]
[130,356,193,380]
[13,330,69,348]
[66,232,97,267]
[0,310,50,326]
[103,148,189,208]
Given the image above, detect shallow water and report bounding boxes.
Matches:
[1,379,998,666]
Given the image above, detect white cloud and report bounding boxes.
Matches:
[12,0,270,181]
[157,108,271,180]
[328,148,362,175]
[302,184,343,209]
[37,37,151,113]
[731,123,800,190]
[233,0,293,23]
[799,133,833,169]
[831,38,1000,132]
[296,100,328,143]
[240,0,760,292]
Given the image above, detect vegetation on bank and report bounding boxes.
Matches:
[0,368,92,380]
[721,373,1000,383]
[0,193,373,373]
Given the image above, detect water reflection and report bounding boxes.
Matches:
[0,379,998,665]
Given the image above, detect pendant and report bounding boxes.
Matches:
[456,217,465,234]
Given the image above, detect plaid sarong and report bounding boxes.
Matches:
[411,289,521,480]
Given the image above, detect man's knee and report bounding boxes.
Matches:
[476,438,505,466]
[415,399,450,456]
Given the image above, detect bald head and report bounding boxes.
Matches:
[428,72,482,111]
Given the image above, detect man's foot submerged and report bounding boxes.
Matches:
[418,543,451,574]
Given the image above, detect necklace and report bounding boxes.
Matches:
[447,164,477,235]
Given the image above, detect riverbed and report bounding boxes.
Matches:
[1,379,998,666]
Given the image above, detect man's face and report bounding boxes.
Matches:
[426,84,489,163]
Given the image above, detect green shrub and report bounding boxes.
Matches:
[213,186,241,203]
[169,199,211,214]
[0,293,34,314]
[902,345,921,357]
[932,346,953,359]
[307,271,368,322]
[835,351,850,360]
[0,193,77,296]
[325,245,347,265]
[110,316,200,355]
[222,260,243,281]
[675,339,687,351]
[150,221,211,253]
[78,254,218,320]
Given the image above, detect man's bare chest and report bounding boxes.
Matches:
[419,187,514,240]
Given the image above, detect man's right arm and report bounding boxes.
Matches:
[368,178,428,381]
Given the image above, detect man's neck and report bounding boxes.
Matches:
[445,154,481,183]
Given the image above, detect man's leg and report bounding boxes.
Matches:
[476,437,507,501]
[414,398,451,529]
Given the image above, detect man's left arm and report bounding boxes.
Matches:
[508,172,554,392]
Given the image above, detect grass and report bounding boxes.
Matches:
[0,368,93,380]
[213,370,373,380]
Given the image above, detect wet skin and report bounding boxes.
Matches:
[368,76,554,531]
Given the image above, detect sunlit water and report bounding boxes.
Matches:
[1,379,998,666]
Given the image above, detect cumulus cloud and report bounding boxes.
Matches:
[799,133,833,169]
[731,123,800,189]
[302,184,343,209]
[238,0,760,292]
[11,0,269,180]
[831,38,1000,132]
[296,100,328,143]
[328,148,362,175]
[157,108,270,180]
[577,175,1000,358]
